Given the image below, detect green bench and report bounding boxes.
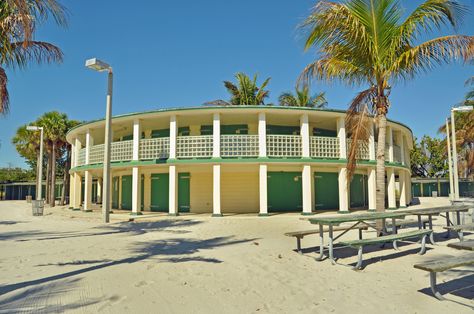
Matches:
[447,240,474,251]
[443,222,474,242]
[414,253,474,300]
[340,229,432,270]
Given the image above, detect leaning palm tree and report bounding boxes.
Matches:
[0,0,67,114]
[300,0,474,216]
[206,72,271,106]
[279,85,327,108]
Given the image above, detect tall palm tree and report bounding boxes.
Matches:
[0,0,67,114]
[300,0,474,216]
[279,85,327,108]
[206,72,271,106]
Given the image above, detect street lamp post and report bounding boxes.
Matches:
[450,105,473,200]
[85,58,113,223]
[26,126,44,200]
[445,119,454,201]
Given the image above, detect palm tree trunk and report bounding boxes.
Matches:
[50,141,56,207]
[61,146,70,206]
[375,113,387,232]
[45,148,51,204]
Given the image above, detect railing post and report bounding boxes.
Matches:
[369,119,375,160]
[213,113,220,158]
[387,126,394,163]
[337,117,347,159]
[258,112,266,158]
[300,114,310,158]
[132,119,141,161]
[169,115,177,159]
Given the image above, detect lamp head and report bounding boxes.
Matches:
[452,105,473,112]
[85,58,111,72]
[26,126,42,131]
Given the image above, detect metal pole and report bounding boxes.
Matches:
[451,110,459,200]
[445,119,454,201]
[102,69,113,223]
[37,128,44,201]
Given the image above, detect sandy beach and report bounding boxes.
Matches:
[0,198,473,313]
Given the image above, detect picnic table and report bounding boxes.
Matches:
[308,211,407,264]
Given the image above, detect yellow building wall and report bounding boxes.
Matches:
[221,171,259,213]
[190,172,213,213]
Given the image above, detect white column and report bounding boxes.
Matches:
[259,164,268,216]
[69,173,75,208]
[337,117,347,159]
[369,120,375,160]
[399,171,407,208]
[300,114,310,158]
[83,170,93,211]
[169,115,177,159]
[400,135,405,165]
[71,142,76,168]
[212,164,221,216]
[97,177,102,204]
[133,119,141,161]
[387,168,396,209]
[85,130,93,165]
[258,112,267,158]
[213,113,220,158]
[302,165,312,214]
[169,165,178,215]
[387,126,394,163]
[338,167,349,212]
[405,173,412,205]
[132,167,142,215]
[74,138,82,166]
[72,173,82,209]
[367,168,376,211]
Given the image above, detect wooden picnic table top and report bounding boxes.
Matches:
[400,205,470,215]
[308,211,406,226]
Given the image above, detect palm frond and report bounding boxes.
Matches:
[310,92,328,108]
[278,92,297,107]
[2,41,63,68]
[203,100,231,106]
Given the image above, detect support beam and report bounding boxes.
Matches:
[367,168,376,211]
[132,119,141,161]
[169,115,177,159]
[399,171,407,208]
[83,171,93,212]
[213,113,220,158]
[387,168,396,209]
[338,167,349,213]
[212,164,222,216]
[132,167,142,215]
[259,164,268,216]
[300,114,310,158]
[72,173,82,209]
[302,165,312,215]
[337,117,347,159]
[169,165,178,216]
[258,112,266,157]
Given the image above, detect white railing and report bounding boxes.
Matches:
[177,135,213,158]
[140,138,170,160]
[111,140,133,162]
[266,135,302,158]
[220,135,259,157]
[310,136,340,158]
[347,139,370,160]
[89,144,104,164]
[77,148,86,166]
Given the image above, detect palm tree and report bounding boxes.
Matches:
[300,0,474,217]
[0,0,67,114]
[206,72,271,106]
[279,85,327,108]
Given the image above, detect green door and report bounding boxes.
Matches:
[178,173,191,212]
[459,181,474,197]
[350,174,368,208]
[412,183,421,197]
[422,183,437,197]
[151,173,169,212]
[314,172,339,210]
[267,172,302,212]
[112,176,119,209]
[121,175,132,210]
[440,182,450,197]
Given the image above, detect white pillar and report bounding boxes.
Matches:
[369,120,375,160]
[71,142,76,168]
[213,113,220,158]
[387,126,394,163]
[169,115,177,159]
[69,173,75,208]
[169,165,178,215]
[97,177,102,204]
[133,119,141,161]
[131,167,142,215]
[72,173,82,209]
[300,114,310,158]
[258,112,267,157]
[338,167,349,212]
[399,171,407,208]
[85,129,93,165]
[387,168,396,209]
[367,168,376,211]
[337,117,347,159]
[83,170,93,211]
[259,164,268,216]
[302,165,312,214]
[74,138,82,166]
[213,164,221,216]
[405,173,412,205]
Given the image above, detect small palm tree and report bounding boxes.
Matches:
[300,0,474,216]
[206,72,271,106]
[279,85,327,108]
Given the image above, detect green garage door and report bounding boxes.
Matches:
[178,173,190,212]
[440,182,450,197]
[350,174,368,208]
[121,175,132,210]
[151,173,169,212]
[314,172,339,210]
[412,183,421,197]
[422,182,437,197]
[112,176,119,209]
[268,172,302,212]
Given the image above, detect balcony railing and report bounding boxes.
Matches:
[393,145,402,163]
[111,140,133,162]
[346,139,370,160]
[89,144,104,164]
[77,148,86,166]
[177,135,213,158]
[221,135,258,157]
[266,134,302,158]
[140,138,170,160]
[310,136,339,159]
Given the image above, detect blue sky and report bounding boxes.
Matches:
[1,0,473,168]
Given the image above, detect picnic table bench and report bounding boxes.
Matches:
[447,240,474,251]
[341,229,432,270]
[443,222,474,242]
[414,253,474,300]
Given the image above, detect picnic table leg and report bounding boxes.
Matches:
[391,218,397,235]
[328,225,335,265]
[316,223,325,261]
[296,237,302,254]
[444,212,451,238]
[458,231,464,242]
[429,272,445,301]
[354,246,363,270]
[418,235,427,255]
[428,215,436,245]
[456,211,461,225]
[417,215,422,229]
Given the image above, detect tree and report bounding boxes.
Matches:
[300,0,474,217]
[0,167,34,182]
[206,72,271,106]
[0,0,67,114]
[278,85,327,108]
[410,136,448,178]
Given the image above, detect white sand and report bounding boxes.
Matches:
[0,198,473,313]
